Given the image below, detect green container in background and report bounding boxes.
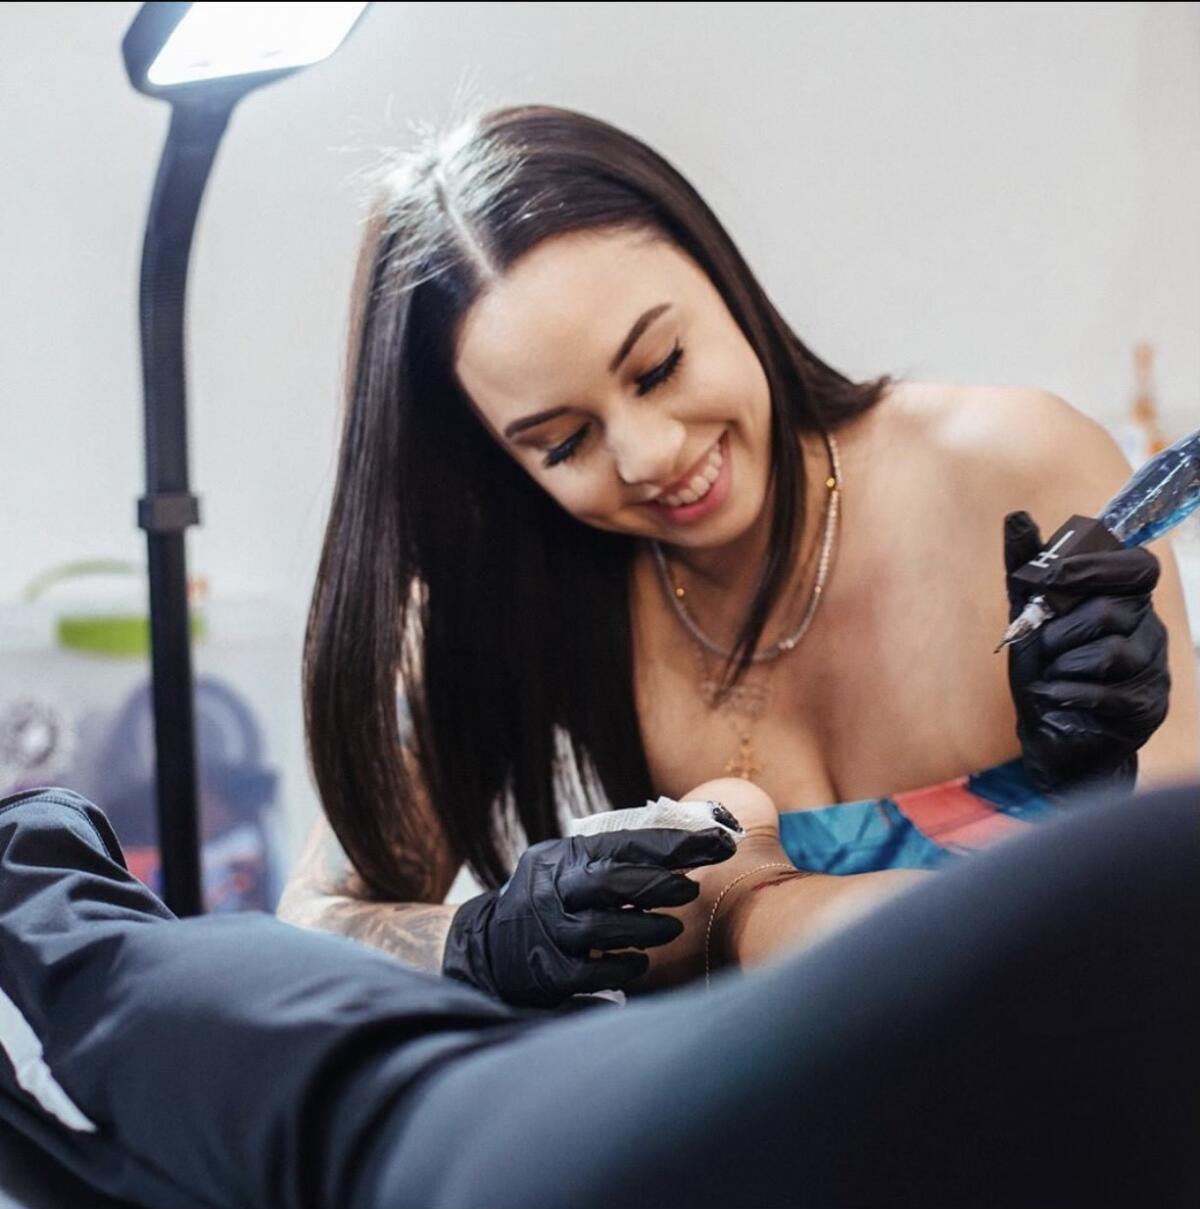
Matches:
[22,560,206,658]
[57,613,206,658]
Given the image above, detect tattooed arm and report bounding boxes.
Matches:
[274,812,460,973]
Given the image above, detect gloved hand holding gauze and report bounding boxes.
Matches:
[442,805,738,1008]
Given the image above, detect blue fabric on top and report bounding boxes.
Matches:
[777,759,1053,874]
[778,797,953,874]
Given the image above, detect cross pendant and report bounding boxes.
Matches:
[724,734,762,781]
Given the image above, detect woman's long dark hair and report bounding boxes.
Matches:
[305,104,890,899]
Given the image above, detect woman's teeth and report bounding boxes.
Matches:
[660,438,724,508]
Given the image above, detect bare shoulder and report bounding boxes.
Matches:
[881,382,1132,523]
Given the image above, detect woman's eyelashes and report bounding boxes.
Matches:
[542,424,590,469]
[635,341,685,399]
[542,343,686,469]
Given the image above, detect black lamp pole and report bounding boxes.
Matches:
[135,96,233,917]
[122,1,369,916]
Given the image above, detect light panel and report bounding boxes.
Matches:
[147,2,368,87]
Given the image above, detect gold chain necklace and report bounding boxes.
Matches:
[652,432,841,781]
[691,644,774,779]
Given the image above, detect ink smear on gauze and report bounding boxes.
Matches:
[567,797,744,842]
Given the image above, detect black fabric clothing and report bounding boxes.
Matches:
[1,784,1198,1209]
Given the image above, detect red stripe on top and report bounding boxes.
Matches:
[893,777,1030,852]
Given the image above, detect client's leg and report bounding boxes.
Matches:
[0,789,528,1209]
[3,785,1199,1209]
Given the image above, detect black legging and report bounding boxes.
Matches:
[1,783,1197,1209]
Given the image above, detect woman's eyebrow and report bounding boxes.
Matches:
[503,302,672,439]
[504,406,568,440]
[607,302,671,373]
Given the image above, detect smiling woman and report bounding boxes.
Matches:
[454,230,777,552]
[295,103,894,914]
[278,102,1197,1010]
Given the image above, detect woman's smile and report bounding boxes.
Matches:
[643,429,732,525]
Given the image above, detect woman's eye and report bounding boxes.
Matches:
[635,342,685,397]
[541,343,685,470]
[543,424,591,468]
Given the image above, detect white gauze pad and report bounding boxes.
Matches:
[566,796,744,843]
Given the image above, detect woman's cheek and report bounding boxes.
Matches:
[545,479,597,523]
[575,487,628,531]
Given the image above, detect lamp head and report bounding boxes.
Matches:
[122,2,369,106]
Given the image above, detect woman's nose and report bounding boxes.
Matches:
[609,413,688,489]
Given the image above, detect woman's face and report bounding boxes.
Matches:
[453,228,773,551]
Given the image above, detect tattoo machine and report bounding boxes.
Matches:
[996,426,1200,652]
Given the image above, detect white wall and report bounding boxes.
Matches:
[3,1,1199,848]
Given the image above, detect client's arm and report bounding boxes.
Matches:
[718,852,926,971]
[633,778,927,991]
[703,778,927,970]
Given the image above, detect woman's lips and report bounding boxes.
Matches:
[644,431,731,525]
[656,433,724,500]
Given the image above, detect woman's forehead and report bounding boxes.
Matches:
[454,229,697,412]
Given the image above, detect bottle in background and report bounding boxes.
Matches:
[1114,342,1169,469]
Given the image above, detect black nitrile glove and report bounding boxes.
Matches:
[442,828,736,1008]
[1004,510,1170,800]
